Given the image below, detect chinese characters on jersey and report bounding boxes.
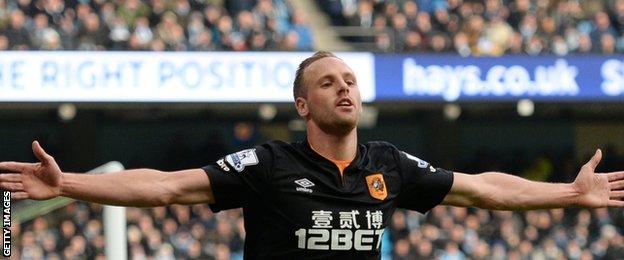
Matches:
[296,210,385,251]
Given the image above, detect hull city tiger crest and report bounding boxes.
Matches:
[365,173,387,200]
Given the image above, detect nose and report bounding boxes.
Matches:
[337,81,349,95]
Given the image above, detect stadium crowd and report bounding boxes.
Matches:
[0,0,313,51]
[3,0,624,55]
[13,148,624,259]
[15,202,244,259]
[319,0,624,55]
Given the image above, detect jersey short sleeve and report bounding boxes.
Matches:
[394,149,454,213]
[201,144,274,212]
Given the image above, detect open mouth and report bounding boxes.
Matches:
[336,98,353,107]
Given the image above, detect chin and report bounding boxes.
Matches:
[320,118,357,136]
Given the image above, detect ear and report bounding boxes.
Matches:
[295,97,308,117]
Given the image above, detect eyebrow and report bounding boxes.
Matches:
[315,72,356,84]
[316,75,333,83]
[343,72,356,80]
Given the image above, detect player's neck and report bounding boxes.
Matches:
[306,124,357,162]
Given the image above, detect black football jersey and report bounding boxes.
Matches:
[202,139,454,259]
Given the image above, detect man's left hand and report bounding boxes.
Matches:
[574,149,624,208]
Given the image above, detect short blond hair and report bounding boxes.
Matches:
[293,51,338,100]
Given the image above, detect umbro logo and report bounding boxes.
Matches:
[295,178,315,188]
[295,178,314,193]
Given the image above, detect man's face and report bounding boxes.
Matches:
[297,57,362,135]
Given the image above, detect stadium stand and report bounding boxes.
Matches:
[4,0,624,259]
[4,0,624,54]
[317,0,624,55]
[0,0,313,51]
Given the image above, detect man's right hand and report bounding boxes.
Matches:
[0,141,62,200]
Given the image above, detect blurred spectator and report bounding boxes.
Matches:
[128,16,153,50]
[0,34,8,50]
[505,31,524,55]
[79,13,109,50]
[187,11,206,48]
[0,0,7,27]
[117,0,150,27]
[5,10,30,50]
[289,10,313,51]
[109,16,131,50]
[577,33,594,54]
[58,13,78,50]
[600,33,616,54]
[591,11,617,44]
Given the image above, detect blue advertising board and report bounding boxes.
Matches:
[1,51,624,102]
[374,54,624,102]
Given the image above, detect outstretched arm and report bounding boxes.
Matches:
[0,141,214,207]
[442,149,624,210]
